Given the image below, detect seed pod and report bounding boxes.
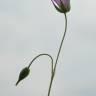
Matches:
[16,67,30,86]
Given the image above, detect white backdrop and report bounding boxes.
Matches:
[0,0,96,96]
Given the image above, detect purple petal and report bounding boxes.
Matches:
[51,0,70,13]
[52,0,61,6]
[52,0,70,7]
[61,0,70,7]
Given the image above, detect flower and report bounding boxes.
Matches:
[51,0,71,13]
[16,67,30,86]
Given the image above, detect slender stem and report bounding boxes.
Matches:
[47,13,67,96]
[47,73,54,96]
[28,53,54,74]
[54,13,67,74]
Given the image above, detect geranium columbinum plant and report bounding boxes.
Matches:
[16,0,71,96]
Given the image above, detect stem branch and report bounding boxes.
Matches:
[28,53,54,75]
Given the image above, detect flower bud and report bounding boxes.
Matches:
[51,0,71,13]
[16,67,30,86]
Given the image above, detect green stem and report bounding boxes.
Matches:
[47,13,67,96]
[28,53,54,75]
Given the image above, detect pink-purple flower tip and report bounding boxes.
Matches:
[51,0,71,13]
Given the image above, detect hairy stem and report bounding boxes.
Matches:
[47,13,67,96]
